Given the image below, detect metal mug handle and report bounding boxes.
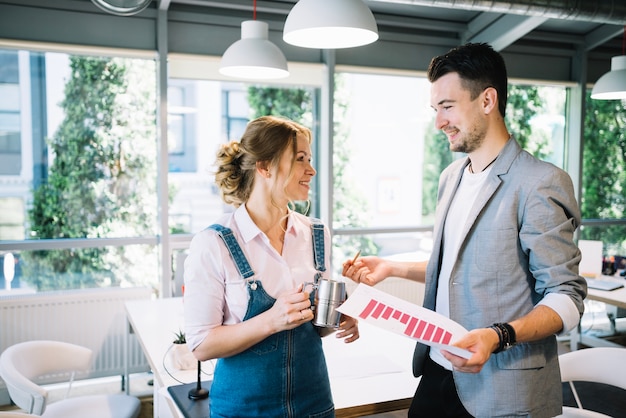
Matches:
[302,272,323,293]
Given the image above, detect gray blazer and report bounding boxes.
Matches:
[413,138,587,417]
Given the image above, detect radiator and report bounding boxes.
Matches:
[0,286,153,405]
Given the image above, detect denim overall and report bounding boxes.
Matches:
[207,221,334,418]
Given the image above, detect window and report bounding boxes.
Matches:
[222,87,249,142]
[331,71,434,272]
[0,47,159,292]
[0,50,21,176]
[331,69,571,275]
[168,81,197,172]
[580,93,626,257]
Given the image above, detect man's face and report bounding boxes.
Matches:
[430,72,488,154]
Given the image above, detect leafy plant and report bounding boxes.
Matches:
[173,329,186,344]
[23,56,157,291]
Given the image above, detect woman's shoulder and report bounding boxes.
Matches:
[191,213,236,242]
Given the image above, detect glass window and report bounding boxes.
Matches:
[168,81,198,172]
[0,197,24,240]
[580,93,626,258]
[0,47,158,292]
[331,70,570,274]
[0,244,159,292]
[222,89,249,142]
[506,84,567,168]
[333,72,430,230]
[331,71,435,272]
[0,50,21,175]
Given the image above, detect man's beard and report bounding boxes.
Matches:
[448,123,486,154]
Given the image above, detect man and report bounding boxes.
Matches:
[343,43,587,417]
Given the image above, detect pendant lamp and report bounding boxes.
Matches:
[219,1,289,80]
[283,0,378,49]
[591,26,626,100]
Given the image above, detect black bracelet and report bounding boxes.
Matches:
[490,322,517,353]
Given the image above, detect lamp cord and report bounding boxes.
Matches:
[162,343,215,385]
[253,0,256,20]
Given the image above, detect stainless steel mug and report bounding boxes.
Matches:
[312,279,347,328]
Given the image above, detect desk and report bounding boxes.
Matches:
[569,276,626,350]
[125,297,419,418]
[586,284,626,310]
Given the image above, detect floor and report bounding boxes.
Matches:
[1,300,622,418]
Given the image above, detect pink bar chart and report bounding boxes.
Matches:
[338,284,472,359]
[358,298,454,345]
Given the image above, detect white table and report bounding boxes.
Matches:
[125,297,419,418]
[569,275,626,350]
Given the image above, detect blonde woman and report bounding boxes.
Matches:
[184,116,359,417]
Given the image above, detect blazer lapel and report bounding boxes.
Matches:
[460,138,521,245]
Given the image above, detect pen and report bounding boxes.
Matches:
[351,250,361,264]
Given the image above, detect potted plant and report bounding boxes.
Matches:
[170,329,197,370]
[173,329,186,345]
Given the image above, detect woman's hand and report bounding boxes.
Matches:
[267,284,313,333]
[341,255,390,286]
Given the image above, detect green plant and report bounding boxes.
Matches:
[173,329,186,344]
[24,56,157,291]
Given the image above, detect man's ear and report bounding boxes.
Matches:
[482,87,498,114]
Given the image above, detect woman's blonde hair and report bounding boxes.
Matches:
[214,115,312,207]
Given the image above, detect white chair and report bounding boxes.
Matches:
[0,340,141,418]
[556,347,626,417]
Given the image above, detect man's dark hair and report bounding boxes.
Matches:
[427,42,508,118]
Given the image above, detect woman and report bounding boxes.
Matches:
[184,115,359,417]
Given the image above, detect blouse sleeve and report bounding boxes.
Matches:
[183,229,229,352]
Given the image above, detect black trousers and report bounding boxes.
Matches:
[408,356,474,418]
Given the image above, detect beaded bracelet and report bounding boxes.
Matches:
[489,322,517,353]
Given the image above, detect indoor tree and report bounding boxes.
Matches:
[580,95,626,254]
[24,56,156,290]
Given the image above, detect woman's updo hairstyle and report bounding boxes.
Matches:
[214,115,311,207]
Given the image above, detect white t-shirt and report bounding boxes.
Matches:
[430,164,490,369]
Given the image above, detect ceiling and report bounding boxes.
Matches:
[158,0,626,57]
[1,0,624,83]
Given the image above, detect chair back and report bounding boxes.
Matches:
[559,347,626,390]
[0,340,93,415]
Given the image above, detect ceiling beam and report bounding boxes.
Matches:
[584,24,624,51]
[467,14,548,51]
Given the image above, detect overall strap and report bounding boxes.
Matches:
[208,224,254,279]
[310,218,326,273]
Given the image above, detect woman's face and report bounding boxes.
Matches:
[274,132,316,203]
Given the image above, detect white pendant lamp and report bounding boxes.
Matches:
[219,2,289,80]
[283,0,379,49]
[591,27,626,100]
